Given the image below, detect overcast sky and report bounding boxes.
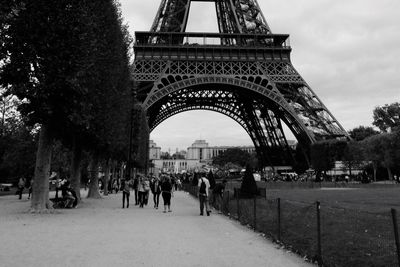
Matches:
[119,0,400,152]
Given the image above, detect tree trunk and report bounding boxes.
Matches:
[373,161,377,182]
[103,159,111,196]
[387,167,393,181]
[70,138,82,201]
[87,154,101,199]
[30,124,53,213]
[348,163,352,177]
[120,164,124,181]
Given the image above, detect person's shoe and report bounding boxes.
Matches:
[163,210,166,213]
[200,212,203,216]
[206,211,210,216]
[168,210,172,212]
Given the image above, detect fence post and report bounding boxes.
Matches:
[277,198,281,241]
[391,209,400,267]
[254,195,257,231]
[237,190,240,221]
[226,191,230,217]
[316,201,323,266]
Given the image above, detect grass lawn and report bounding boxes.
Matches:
[223,183,400,267]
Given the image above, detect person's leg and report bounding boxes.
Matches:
[18,187,23,200]
[217,194,222,213]
[156,193,160,208]
[126,192,130,208]
[140,192,145,207]
[134,189,138,205]
[205,196,210,216]
[122,191,126,208]
[167,194,172,212]
[199,195,204,215]
[162,192,167,212]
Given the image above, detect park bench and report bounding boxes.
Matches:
[0,183,12,191]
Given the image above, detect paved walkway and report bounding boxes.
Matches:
[0,190,314,267]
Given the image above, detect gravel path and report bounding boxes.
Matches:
[0,190,314,267]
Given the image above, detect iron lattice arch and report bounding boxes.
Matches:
[147,85,302,166]
[132,0,349,167]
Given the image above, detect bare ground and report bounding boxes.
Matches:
[0,190,314,267]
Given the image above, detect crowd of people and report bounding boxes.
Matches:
[15,172,228,215]
[121,174,176,213]
[119,173,227,216]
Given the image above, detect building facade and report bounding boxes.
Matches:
[149,140,161,160]
[187,139,256,162]
[150,139,297,174]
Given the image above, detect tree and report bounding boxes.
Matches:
[310,141,335,180]
[240,164,258,197]
[348,126,379,141]
[212,148,252,168]
[341,141,364,176]
[361,134,384,181]
[0,0,133,210]
[373,102,400,132]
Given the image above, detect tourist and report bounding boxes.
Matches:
[151,176,162,209]
[137,176,146,208]
[161,176,173,213]
[212,179,227,213]
[144,177,150,206]
[27,178,33,200]
[17,177,25,200]
[61,180,78,208]
[133,176,139,205]
[198,176,211,216]
[121,179,131,209]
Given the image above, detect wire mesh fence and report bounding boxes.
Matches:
[182,183,400,267]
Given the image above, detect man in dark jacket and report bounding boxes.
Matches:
[212,180,227,213]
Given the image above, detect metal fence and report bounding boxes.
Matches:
[182,184,400,267]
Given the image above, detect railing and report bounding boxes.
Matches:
[182,183,400,267]
[135,31,291,48]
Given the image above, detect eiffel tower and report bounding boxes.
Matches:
[132,0,349,167]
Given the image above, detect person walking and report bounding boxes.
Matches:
[133,177,139,205]
[212,179,227,213]
[137,176,146,208]
[144,177,150,206]
[198,176,211,216]
[151,176,162,209]
[17,177,25,200]
[161,176,173,213]
[121,179,131,209]
[27,178,33,200]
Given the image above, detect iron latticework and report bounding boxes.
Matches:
[133,0,349,167]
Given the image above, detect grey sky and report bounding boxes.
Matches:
[120,0,400,151]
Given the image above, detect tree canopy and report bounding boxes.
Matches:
[212,148,253,168]
[348,126,379,141]
[0,0,135,211]
[373,102,400,132]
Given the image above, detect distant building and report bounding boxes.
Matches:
[149,140,161,160]
[149,139,297,174]
[186,139,256,162]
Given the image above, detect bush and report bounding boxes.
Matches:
[240,165,258,197]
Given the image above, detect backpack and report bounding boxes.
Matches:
[199,178,206,194]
